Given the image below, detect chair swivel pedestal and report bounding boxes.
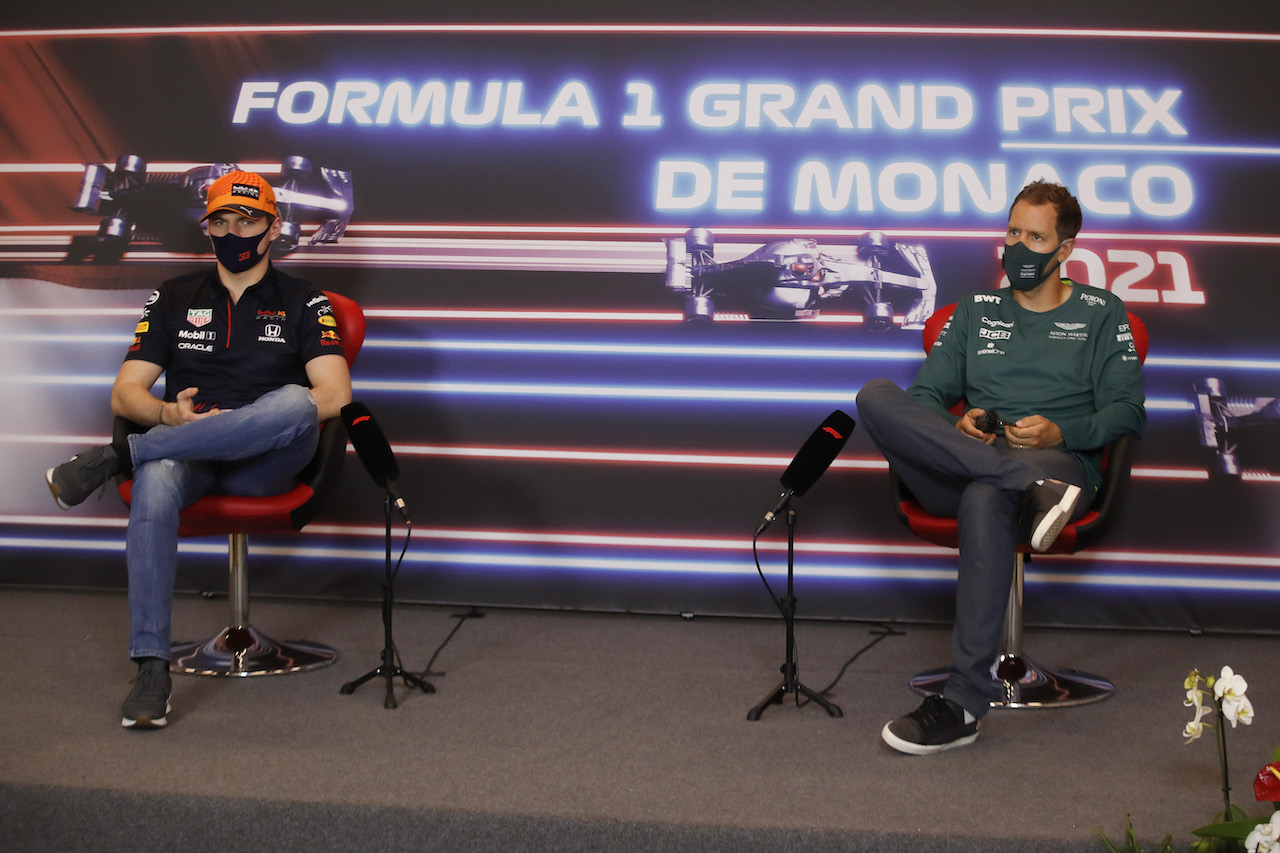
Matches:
[170,532,337,676]
[907,553,1113,708]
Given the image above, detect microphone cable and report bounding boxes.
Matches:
[751,517,907,708]
[751,521,806,693]
[750,527,788,619]
[387,518,414,676]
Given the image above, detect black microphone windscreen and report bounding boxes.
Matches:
[779,410,855,496]
[341,401,400,487]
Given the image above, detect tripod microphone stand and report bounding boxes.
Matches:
[747,508,843,721]
[340,491,434,708]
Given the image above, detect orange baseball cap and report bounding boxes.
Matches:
[200,170,279,221]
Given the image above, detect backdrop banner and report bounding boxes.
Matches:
[3,20,1279,631]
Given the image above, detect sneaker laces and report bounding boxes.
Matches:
[76,449,118,503]
[132,664,169,700]
[908,694,962,729]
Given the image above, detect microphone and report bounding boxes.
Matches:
[756,410,855,535]
[341,401,410,523]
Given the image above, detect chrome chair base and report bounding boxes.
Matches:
[171,625,338,677]
[909,654,1114,709]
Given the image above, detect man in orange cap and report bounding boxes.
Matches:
[45,170,351,730]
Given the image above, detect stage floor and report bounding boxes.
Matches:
[2,587,1277,852]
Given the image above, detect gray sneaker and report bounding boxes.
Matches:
[121,659,172,729]
[46,445,121,510]
[1025,478,1082,552]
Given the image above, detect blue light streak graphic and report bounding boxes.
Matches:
[1003,142,1280,156]
[5,528,1280,594]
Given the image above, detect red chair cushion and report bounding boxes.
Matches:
[116,480,317,537]
[899,499,1091,554]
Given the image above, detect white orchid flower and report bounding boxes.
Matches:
[1182,669,1213,742]
[1215,666,1248,701]
[1209,666,1253,727]
[1245,812,1280,853]
[1223,693,1254,727]
[1183,701,1213,743]
[1185,669,1207,709]
[1182,718,1208,743]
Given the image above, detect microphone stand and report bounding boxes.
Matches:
[340,490,434,708]
[747,508,843,721]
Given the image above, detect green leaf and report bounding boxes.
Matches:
[1191,818,1264,839]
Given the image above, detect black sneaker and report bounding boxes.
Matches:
[121,658,172,729]
[1024,478,1082,552]
[46,445,121,510]
[882,695,979,755]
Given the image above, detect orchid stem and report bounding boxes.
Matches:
[1216,701,1232,820]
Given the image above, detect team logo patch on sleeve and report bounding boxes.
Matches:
[318,315,337,327]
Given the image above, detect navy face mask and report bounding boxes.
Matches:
[1002,240,1064,291]
[210,226,270,274]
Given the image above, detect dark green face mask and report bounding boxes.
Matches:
[1002,240,1063,291]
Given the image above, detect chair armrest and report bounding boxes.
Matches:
[1070,434,1138,551]
[288,417,347,529]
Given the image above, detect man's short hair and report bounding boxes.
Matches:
[1011,180,1083,242]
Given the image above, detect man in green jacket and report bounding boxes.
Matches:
[856,180,1145,755]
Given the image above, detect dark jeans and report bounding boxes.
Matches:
[124,385,319,660]
[855,378,1090,717]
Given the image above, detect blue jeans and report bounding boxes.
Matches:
[855,379,1090,718]
[124,384,319,661]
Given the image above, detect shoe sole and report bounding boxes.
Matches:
[122,703,172,730]
[1030,483,1081,552]
[881,722,979,755]
[45,467,74,511]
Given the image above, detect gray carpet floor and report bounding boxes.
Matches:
[2,587,1277,851]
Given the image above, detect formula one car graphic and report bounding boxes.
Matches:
[68,155,353,262]
[664,228,936,327]
[1194,378,1280,477]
